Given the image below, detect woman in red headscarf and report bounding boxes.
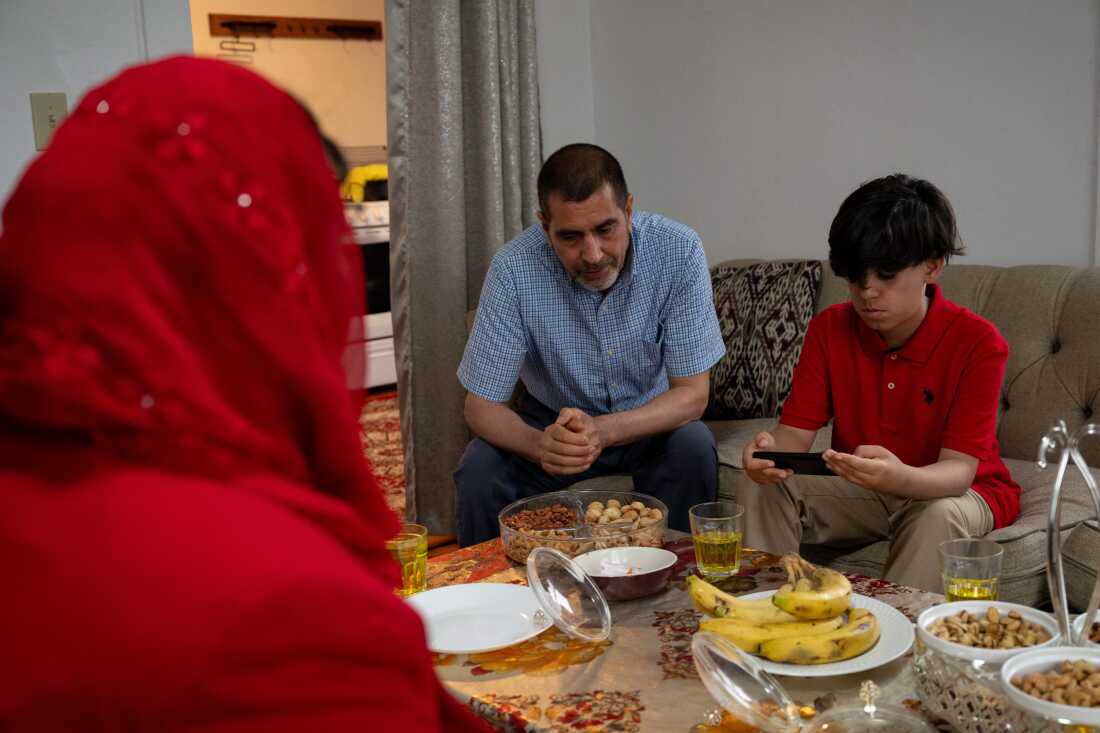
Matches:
[0,57,489,732]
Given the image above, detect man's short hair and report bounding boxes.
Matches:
[828,174,965,282]
[537,143,629,215]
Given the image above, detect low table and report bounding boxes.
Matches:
[425,532,948,732]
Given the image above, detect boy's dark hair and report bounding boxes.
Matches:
[828,174,965,283]
[537,143,629,215]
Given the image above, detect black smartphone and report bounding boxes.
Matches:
[751,451,835,476]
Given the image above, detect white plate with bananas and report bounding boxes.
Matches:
[728,590,914,677]
[687,556,914,677]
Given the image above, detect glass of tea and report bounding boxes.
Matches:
[689,501,744,579]
[386,522,428,597]
[939,538,1003,601]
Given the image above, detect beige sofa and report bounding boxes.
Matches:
[579,260,1100,608]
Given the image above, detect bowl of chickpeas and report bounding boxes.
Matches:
[1000,648,1100,726]
[498,489,667,565]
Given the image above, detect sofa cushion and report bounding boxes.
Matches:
[981,458,1099,605]
[706,261,822,420]
[986,460,1099,543]
[708,418,778,470]
[708,418,832,470]
[1065,519,1099,612]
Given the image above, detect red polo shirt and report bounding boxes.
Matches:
[780,284,1020,528]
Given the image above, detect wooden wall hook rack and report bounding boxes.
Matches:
[208,14,383,41]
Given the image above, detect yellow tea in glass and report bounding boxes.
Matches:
[694,530,743,577]
[689,502,745,579]
[939,538,1003,602]
[943,576,999,602]
[386,522,428,597]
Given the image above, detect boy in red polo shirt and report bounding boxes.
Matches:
[739,174,1020,592]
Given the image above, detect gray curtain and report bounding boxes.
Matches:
[386,0,541,534]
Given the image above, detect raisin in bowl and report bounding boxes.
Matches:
[498,489,667,565]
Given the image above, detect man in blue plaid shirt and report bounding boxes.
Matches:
[454,144,726,546]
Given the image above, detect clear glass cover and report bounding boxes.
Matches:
[805,704,937,732]
[525,547,612,642]
[693,633,937,733]
[692,632,801,733]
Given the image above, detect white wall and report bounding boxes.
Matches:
[0,1,191,203]
[143,0,196,59]
[539,0,1099,266]
[189,0,386,149]
[535,0,595,155]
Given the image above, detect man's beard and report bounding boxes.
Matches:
[574,258,619,292]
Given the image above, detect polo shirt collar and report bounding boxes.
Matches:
[855,283,959,364]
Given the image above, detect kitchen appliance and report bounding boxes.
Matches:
[345,200,394,388]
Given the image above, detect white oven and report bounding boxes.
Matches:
[345,200,395,389]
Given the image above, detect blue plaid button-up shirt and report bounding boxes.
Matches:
[458,211,725,415]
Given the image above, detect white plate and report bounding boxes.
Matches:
[406,583,553,655]
[734,591,914,677]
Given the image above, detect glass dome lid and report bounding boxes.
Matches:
[692,631,936,733]
[525,547,612,642]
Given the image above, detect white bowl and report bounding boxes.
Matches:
[1072,613,1100,648]
[916,601,1060,666]
[1000,647,1100,726]
[571,546,677,601]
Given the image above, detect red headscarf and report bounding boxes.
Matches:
[0,55,394,534]
[0,57,487,732]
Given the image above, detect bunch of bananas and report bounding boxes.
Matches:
[687,554,879,665]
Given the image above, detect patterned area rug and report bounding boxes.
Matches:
[359,391,405,517]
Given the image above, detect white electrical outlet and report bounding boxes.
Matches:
[30,92,68,151]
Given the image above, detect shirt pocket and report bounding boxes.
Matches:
[630,327,665,385]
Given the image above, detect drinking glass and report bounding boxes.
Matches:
[386,522,428,597]
[689,502,745,579]
[939,538,1003,602]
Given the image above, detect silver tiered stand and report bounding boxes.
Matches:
[1038,420,1100,647]
[913,420,1100,732]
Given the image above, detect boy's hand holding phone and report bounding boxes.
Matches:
[823,445,905,492]
[743,431,794,485]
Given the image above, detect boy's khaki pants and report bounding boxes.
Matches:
[738,475,994,593]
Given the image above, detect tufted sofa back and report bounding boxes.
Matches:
[719,260,1100,466]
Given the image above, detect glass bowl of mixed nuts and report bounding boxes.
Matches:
[498,489,667,565]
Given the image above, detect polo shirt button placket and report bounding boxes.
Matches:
[887,382,896,390]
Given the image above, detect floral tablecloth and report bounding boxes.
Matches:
[424,533,948,732]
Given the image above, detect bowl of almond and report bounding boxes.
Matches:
[916,601,1060,665]
[1001,648,1100,726]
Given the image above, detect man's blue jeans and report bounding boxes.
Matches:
[453,394,718,547]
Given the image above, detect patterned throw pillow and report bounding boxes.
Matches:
[706,261,823,419]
